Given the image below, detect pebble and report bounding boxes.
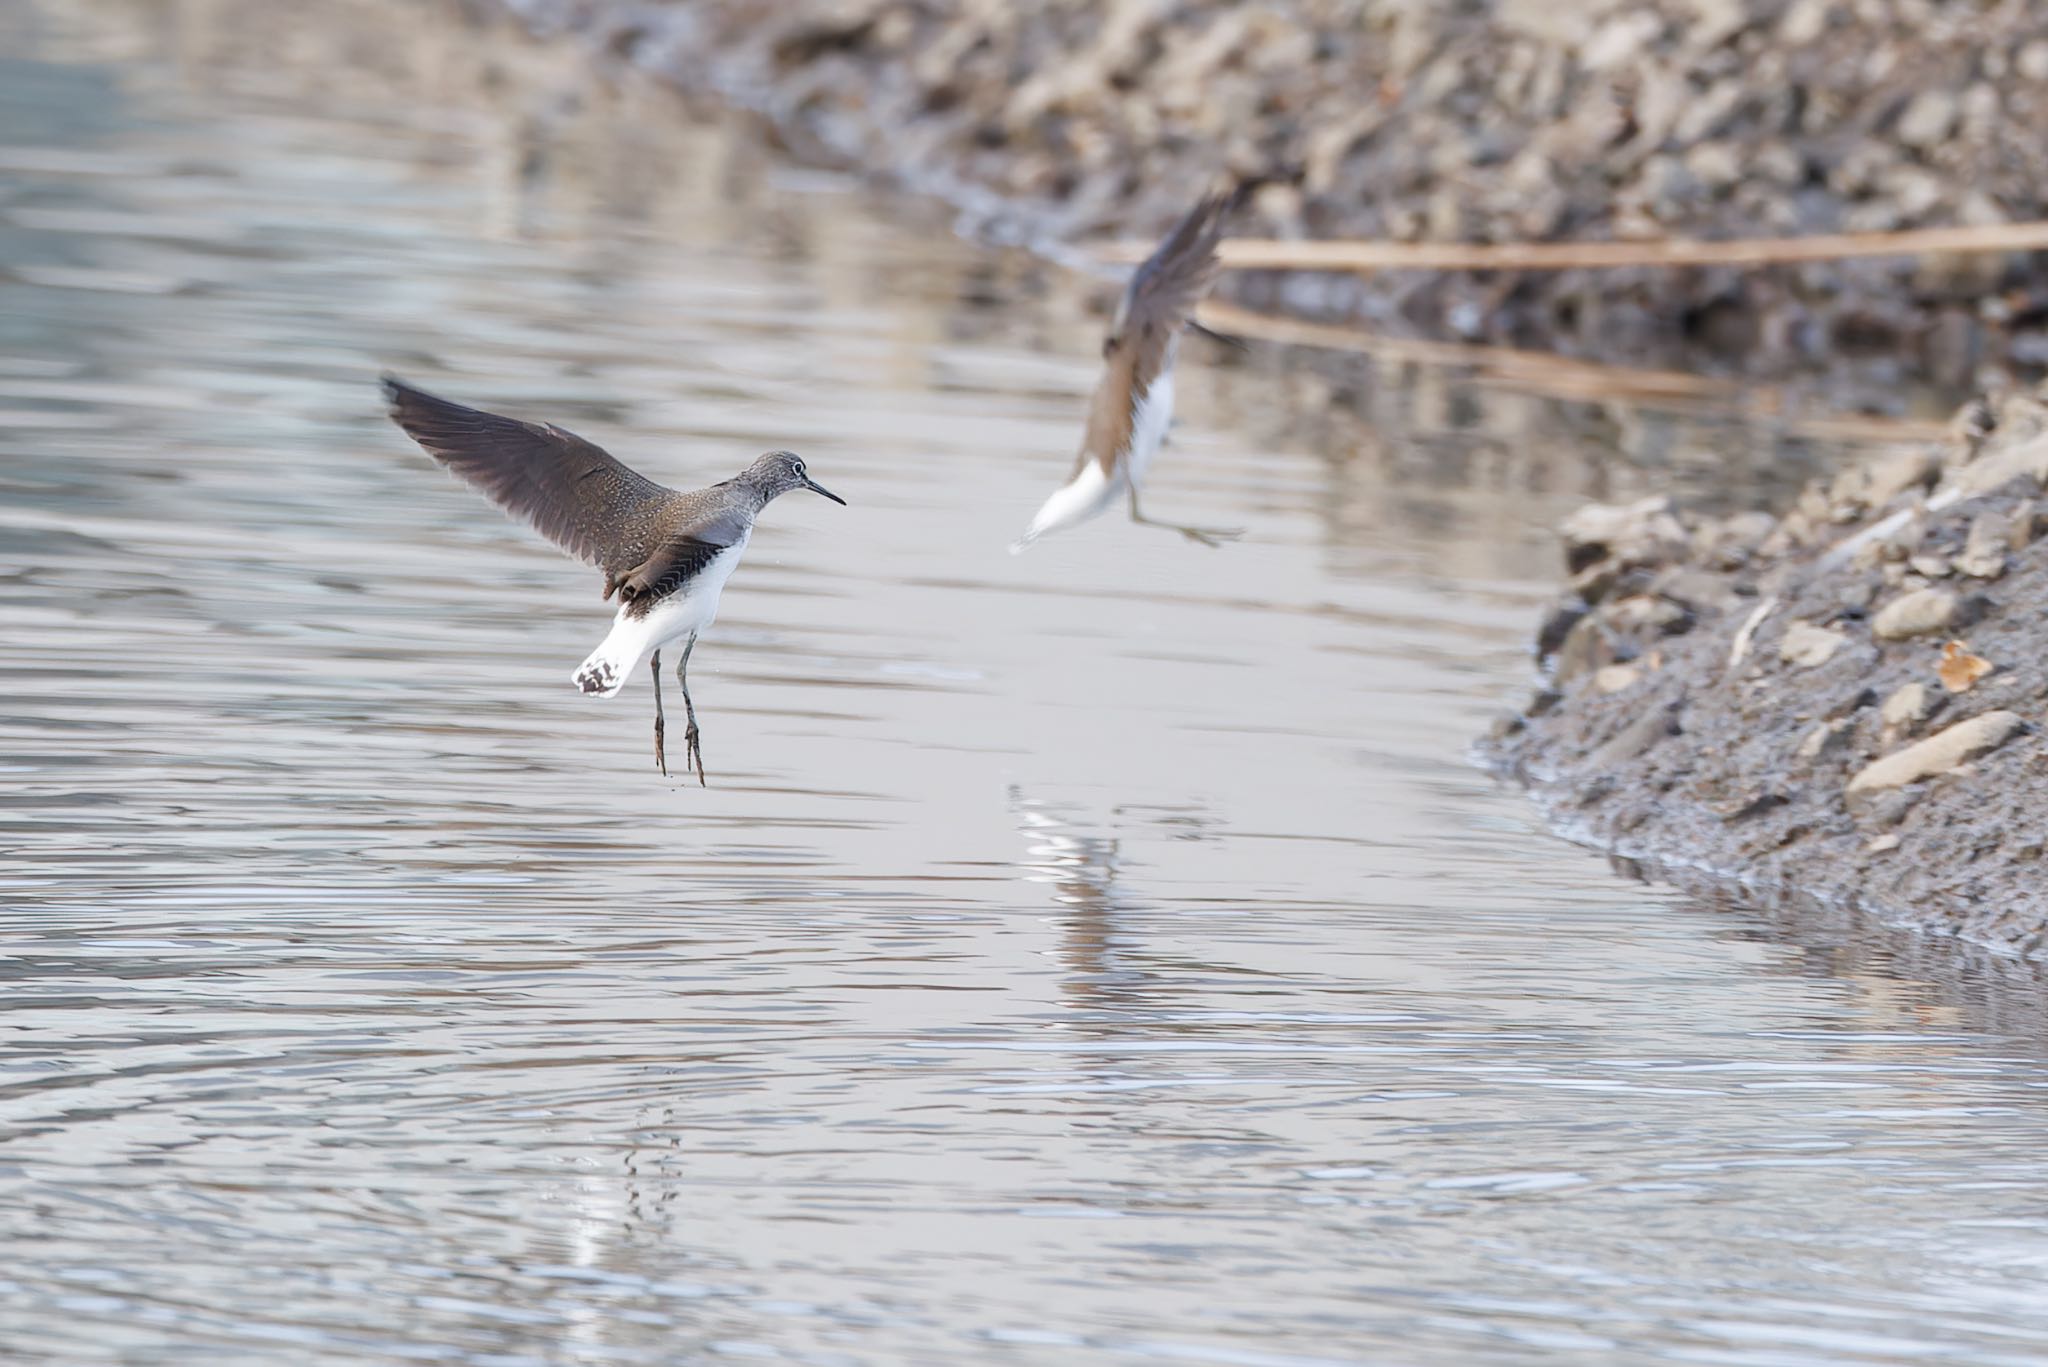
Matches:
[1779,621,1848,668]
[1955,510,2010,579]
[1594,663,1644,693]
[1582,698,1684,770]
[1880,681,1935,732]
[1797,718,1852,761]
[1896,90,1958,149]
[1907,553,1952,578]
[1845,710,2024,795]
[1871,587,1957,640]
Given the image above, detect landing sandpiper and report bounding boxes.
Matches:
[382,377,844,785]
[1013,187,1248,551]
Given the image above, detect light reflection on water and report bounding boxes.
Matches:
[6,2,2048,1364]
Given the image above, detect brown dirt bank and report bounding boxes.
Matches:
[494,0,2048,383]
[1481,385,2048,956]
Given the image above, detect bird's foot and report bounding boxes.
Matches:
[653,715,667,777]
[684,721,705,788]
[1179,524,1243,549]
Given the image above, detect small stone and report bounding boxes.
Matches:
[1955,510,2011,579]
[1908,553,1952,578]
[1881,681,1936,732]
[1865,832,1902,853]
[1582,12,1662,69]
[1872,587,1958,640]
[1845,711,2025,795]
[1701,510,1777,569]
[1779,620,1847,668]
[2011,502,2042,551]
[2021,39,2048,81]
[1858,445,1942,509]
[1797,718,1852,761]
[1882,167,1944,220]
[1652,566,1738,615]
[1896,90,1958,149]
[1603,593,1693,637]
[1594,663,1644,693]
[1860,789,1920,828]
[1560,496,1688,574]
[1582,697,1683,770]
[1780,0,1832,45]
[1685,141,1741,189]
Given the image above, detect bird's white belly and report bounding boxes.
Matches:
[632,546,742,647]
[1012,369,1177,550]
[1123,370,1174,493]
[572,533,749,697]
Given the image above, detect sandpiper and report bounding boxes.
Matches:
[382,376,844,785]
[1013,187,1248,551]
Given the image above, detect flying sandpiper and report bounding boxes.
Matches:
[1013,187,1248,552]
[382,376,845,785]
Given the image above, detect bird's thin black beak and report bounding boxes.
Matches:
[803,477,846,506]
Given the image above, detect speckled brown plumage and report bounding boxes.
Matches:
[1077,186,1243,481]
[382,376,755,609]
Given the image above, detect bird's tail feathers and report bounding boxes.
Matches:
[1013,462,1120,552]
[572,616,651,698]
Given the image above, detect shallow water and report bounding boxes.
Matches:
[6,3,2048,1364]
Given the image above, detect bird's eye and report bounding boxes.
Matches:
[793,462,806,477]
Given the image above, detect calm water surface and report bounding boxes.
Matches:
[6,3,2048,1364]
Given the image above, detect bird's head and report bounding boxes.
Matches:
[743,450,845,506]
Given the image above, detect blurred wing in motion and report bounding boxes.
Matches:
[1107,186,1244,354]
[382,375,677,593]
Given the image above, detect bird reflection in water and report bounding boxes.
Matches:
[1008,788,1229,1016]
[1010,789,1130,1014]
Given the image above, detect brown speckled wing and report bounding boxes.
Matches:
[1111,188,1240,343]
[1077,341,1143,479]
[1076,188,1243,477]
[382,376,676,588]
[615,497,754,611]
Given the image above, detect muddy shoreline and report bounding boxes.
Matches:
[484,0,2048,387]
[1482,387,2048,957]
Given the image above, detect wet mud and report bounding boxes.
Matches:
[1484,387,2048,956]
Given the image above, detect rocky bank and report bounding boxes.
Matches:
[1482,385,2048,954]
[496,0,2048,381]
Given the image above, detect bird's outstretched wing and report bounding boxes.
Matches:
[382,375,677,591]
[1075,186,1247,477]
[1108,186,1245,348]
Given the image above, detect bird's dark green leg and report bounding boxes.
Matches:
[650,648,667,777]
[1127,486,1241,548]
[677,633,704,787]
